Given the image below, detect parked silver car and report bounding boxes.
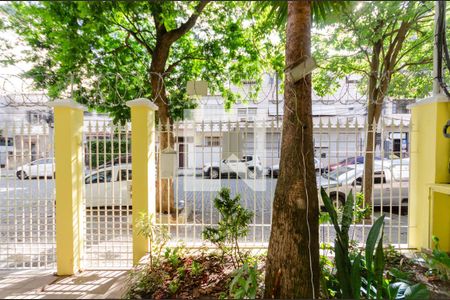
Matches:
[84,164,132,207]
[319,162,409,208]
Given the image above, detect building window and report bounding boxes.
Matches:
[205,136,221,147]
[237,107,257,117]
[392,99,413,114]
[0,137,13,146]
[27,111,42,124]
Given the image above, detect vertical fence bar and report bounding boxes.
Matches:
[126,98,158,265]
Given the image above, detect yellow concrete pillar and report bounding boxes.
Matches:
[409,95,450,251]
[126,98,158,265]
[48,99,86,275]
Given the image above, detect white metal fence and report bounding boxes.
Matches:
[0,116,410,269]
[156,116,410,249]
[0,121,56,269]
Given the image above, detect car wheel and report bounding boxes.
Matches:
[330,192,345,208]
[247,168,256,179]
[16,170,28,180]
[210,168,219,179]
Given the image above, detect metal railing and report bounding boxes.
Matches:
[0,121,56,269]
[0,116,410,269]
[155,116,410,248]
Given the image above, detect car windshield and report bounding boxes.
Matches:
[324,166,354,182]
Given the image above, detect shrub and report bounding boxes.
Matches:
[203,188,253,268]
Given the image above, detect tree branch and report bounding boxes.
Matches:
[342,10,370,63]
[164,55,206,75]
[117,6,155,55]
[393,35,431,67]
[111,18,154,56]
[166,0,210,43]
[394,57,433,72]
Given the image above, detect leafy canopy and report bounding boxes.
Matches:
[6,1,280,123]
[312,1,435,100]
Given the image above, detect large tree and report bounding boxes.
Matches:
[6,1,272,213]
[263,2,320,297]
[258,1,349,298]
[313,1,434,207]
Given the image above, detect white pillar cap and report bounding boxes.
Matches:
[126,98,159,110]
[48,99,87,111]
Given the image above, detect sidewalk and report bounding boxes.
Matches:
[0,269,129,299]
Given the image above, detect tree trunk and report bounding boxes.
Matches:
[264,1,319,298]
[150,43,176,214]
[155,104,176,214]
[363,116,375,208]
[363,96,382,210]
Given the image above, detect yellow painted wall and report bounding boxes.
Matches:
[409,99,450,251]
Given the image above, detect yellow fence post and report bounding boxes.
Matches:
[127,98,158,265]
[49,99,86,275]
[409,95,450,251]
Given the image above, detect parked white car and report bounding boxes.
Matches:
[84,164,132,207]
[16,158,55,179]
[202,155,263,179]
[319,163,409,208]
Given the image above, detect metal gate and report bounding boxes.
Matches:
[82,119,133,269]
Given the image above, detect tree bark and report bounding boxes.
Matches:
[264,1,319,298]
[150,42,176,214]
[363,101,382,209]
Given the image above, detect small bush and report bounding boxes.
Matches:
[203,188,253,268]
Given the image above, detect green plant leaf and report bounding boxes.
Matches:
[404,283,429,300]
[320,187,341,235]
[351,253,362,300]
[374,230,385,299]
[335,240,352,298]
[341,190,354,244]
[365,215,385,272]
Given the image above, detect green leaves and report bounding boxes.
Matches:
[351,253,362,300]
[320,187,340,235]
[313,1,434,102]
[320,188,428,300]
[229,263,259,299]
[8,1,279,123]
[202,188,253,267]
[403,283,429,300]
[365,215,385,273]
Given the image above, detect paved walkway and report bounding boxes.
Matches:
[0,269,128,299]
